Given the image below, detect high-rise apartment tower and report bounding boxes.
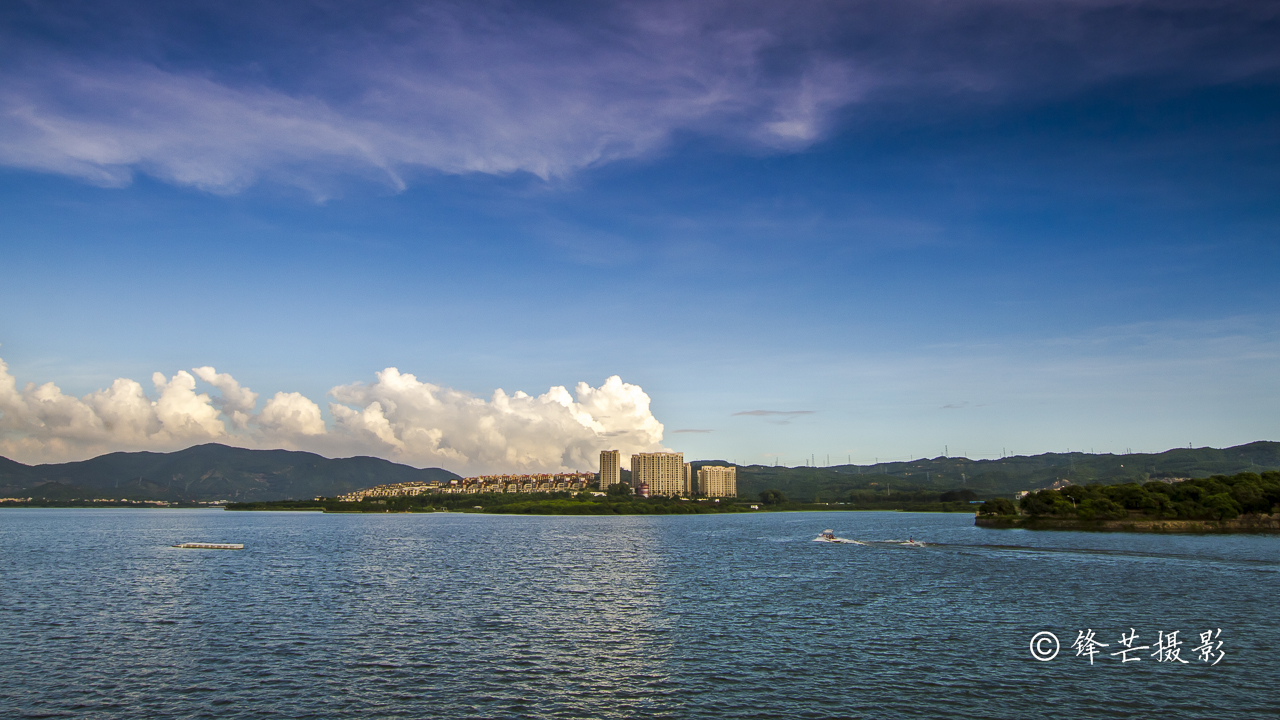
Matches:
[599,449,620,490]
[698,466,738,497]
[631,452,688,497]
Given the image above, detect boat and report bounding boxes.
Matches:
[899,538,926,547]
[173,542,244,550]
[813,529,863,544]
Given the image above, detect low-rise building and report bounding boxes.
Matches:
[336,472,596,500]
[336,480,438,502]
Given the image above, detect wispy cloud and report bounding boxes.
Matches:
[0,3,865,194]
[672,428,714,434]
[733,410,815,417]
[1,0,1275,194]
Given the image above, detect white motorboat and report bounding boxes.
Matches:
[813,530,864,544]
[173,542,243,550]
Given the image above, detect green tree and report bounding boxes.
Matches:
[1203,493,1241,520]
[1076,497,1127,521]
[759,488,788,505]
[1229,481,1267,514]
[1021,489,1074,516]
[606,483,633,497]
[978,497,1016,515]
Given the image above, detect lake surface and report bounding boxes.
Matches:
[1,509,1276,719]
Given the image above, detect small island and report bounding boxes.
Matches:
[975,471,1280,533]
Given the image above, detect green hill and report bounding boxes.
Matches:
[0,444,460,502]
[721,442,1280,502]
[3,441,1275,506]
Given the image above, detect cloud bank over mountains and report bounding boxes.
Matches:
[0,357,665,473]
[1,0,1276,194]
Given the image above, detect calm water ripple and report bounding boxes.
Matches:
[1,509,1277,719]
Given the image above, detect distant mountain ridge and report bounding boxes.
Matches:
[720,441,1280,501]
[0,444,461,502]
[2,441,1275,504]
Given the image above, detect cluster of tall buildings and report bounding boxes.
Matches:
[334,453,737,502]
[599,450,737,497]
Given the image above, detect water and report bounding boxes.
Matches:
[1,509,1276,719]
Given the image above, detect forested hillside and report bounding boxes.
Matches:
[0,444,460,502]
[710,442,1280,502]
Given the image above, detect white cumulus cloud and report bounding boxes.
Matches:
[324,368,664,472]
[193,366,259,429]
[259,392,327,437]
[0,359,231,462]
[0,356,666,473]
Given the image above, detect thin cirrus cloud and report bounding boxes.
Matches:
[0,0,1276,194]
[0,356,666,473]
[0,2,866,194]
[734,409,814,426]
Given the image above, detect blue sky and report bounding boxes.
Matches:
[0,0,1277,470]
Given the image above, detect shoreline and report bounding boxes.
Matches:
[975,514,1280,534]
[224,503,980,515]
[1,503,977,515]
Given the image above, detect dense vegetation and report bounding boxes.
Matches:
[757,487,981,513]
[980,471,1280,521]
[229,488,983,515]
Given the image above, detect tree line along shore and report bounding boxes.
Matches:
[975,471,1280,533]
[223,486,985,515]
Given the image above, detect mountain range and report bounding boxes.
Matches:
[0,444,460,502]
[1,441,1276,503]
[724,441,1280,502]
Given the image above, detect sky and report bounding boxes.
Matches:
[1,0,1278,473]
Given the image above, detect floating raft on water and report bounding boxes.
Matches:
[173,542,244,550]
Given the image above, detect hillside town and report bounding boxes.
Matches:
[335,472,597,501]
[335,450,738,502]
